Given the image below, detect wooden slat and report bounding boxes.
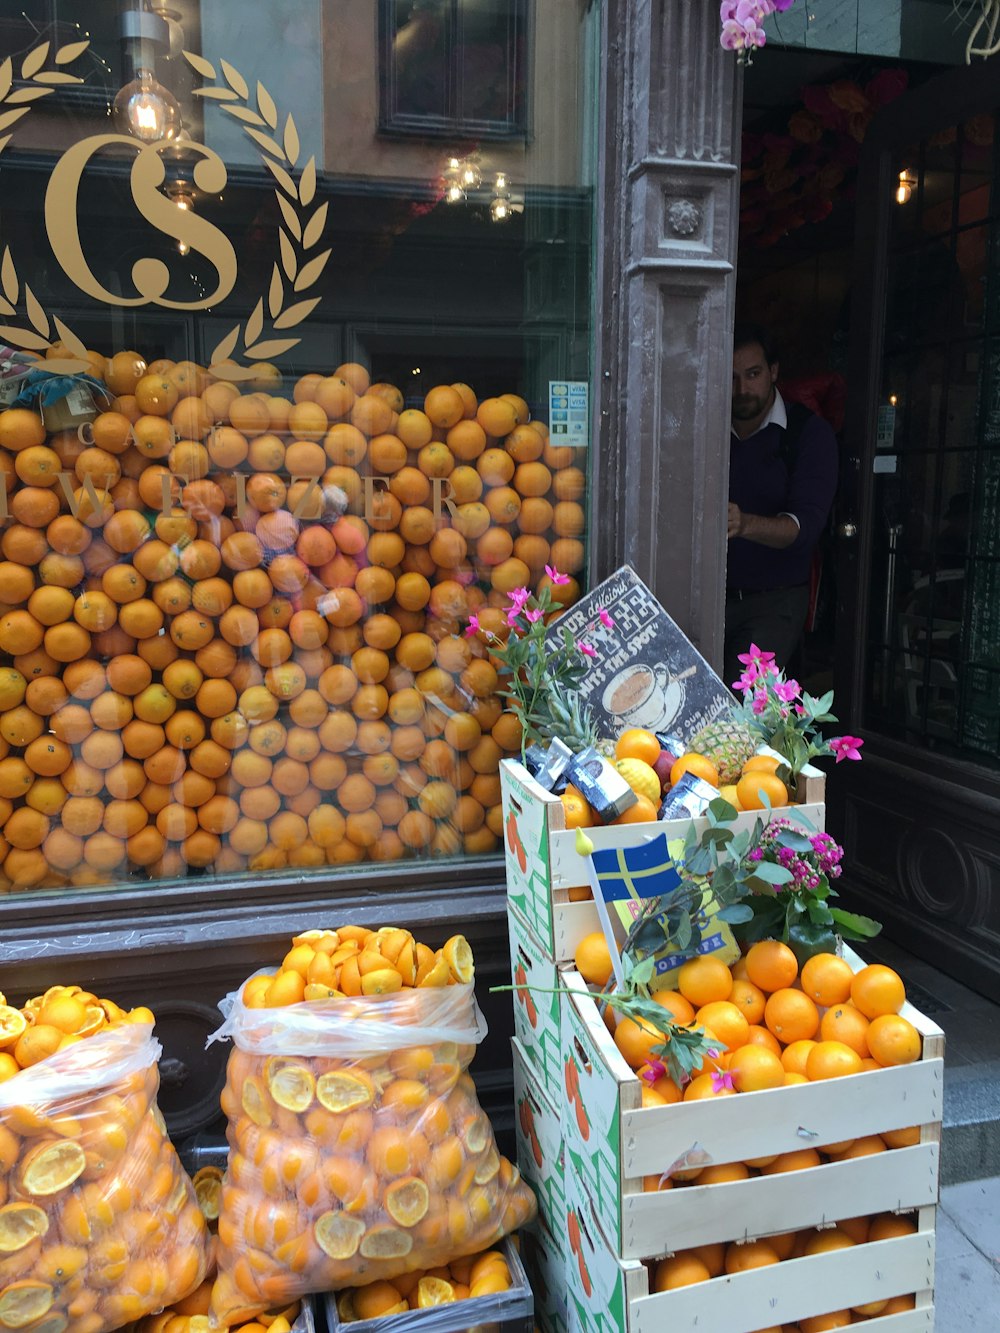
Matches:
[621,1145,938,1257]
[621,1060,944,1177]
[629,1232,935,1333]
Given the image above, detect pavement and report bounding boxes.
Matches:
[937,1176,1000,1318]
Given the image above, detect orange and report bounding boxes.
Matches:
[724,1240,779,1274]
[612,793,658,825]
[676,955,732,1007]
[669,753,719,788]
[648,990,695,1025]
[575,933,613,988]
[424,386,465,429]
[695,1001,749,1053]
[819,1004,870,1057]
[764,988,819,1044]
[735,772,788,810]
[745,1024,782,1056]
[652,1254,710,1291]
[726,1044,784,1091]
[613,1015,665,1071]
[728,978,766,1024]
[867,1014,921,1066]
[800,952,854,1006]
[850,964,906,1019]
[615,728,661,766]
[744,940,799,993]
[806,1040,863,1081]
[781,1039,818,1076]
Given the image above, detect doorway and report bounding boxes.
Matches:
[736,46,1000,999]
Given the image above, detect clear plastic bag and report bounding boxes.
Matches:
[209,980,536,1326]
[0,1022,210,1332]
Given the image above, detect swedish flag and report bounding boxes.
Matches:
[589,833,682,909]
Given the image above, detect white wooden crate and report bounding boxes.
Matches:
[560,943,945,1261]
[566,1163,935,1332]
[500,758,826,962]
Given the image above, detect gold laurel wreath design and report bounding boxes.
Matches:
[185,50,330,376]
[0,39,329,380]
[0,39,93,375]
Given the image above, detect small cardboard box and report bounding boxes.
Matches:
[501,759,826,964]
[512,1037,565,1235]
[560,948,945,1262]
[507,904,563,1105]
[520,1219,570,1333]
[564,1166,936,1333]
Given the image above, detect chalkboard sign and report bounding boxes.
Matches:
[545,566,735,743]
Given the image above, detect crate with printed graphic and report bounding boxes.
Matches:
[500,759,826,963]
[520,1219,569,1333]
[564,1160,935,1333]
[507,903,562,1103]
[559,944,944,1262]
[513,1036,565,1233]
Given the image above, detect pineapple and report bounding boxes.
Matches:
[539,679,599,752]
[688,716,757,784]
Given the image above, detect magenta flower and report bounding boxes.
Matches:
[464,613,480,638]
[598,607,615,630]
[773,678,800,703]
[641,1060,666,1083]
[578,641,596,659]
[711,1069,737,1093]
[830,735,864,763]
[507,587,531,612]
[544,565,570,586]
[738,643,776,669]
[524,607,543,623]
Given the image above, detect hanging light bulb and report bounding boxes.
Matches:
[445,182,466,204]
[114,67,181,142]
[490,171,513,223]
[895,170,915,205]
[459,160,481,190]
[490,196,510,222]
[166,181,194,254]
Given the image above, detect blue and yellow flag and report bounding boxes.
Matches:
[588,832,738,987]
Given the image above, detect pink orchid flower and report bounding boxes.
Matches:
[544,565,570,586]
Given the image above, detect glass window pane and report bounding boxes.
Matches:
[0,0,597,895]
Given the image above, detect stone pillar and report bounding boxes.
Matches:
[593,0,742,667]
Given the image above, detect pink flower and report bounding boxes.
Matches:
[830,735,864,763]
[598,607,615,630]
[711,1069,737,1093]
[641,1060,666,1083]
[774,678,800,703]
[578,641,596,659]
[752,689,769,716]
[524,607,543,624]
[464,614,480,638]
[507,587,531,612]
[738,643,776,669]
[544,565,570,586]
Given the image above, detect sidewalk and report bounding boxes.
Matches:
[937,1176,1000,1314]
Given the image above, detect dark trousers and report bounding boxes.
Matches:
[724,585,810,689]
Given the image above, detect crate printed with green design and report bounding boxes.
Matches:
[513,1036,565,1233]
[507,902,562,1103]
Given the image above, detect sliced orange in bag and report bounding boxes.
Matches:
[192,1165,224,1221]
[0,1279,55,1327]
[442,935,474,984]
[0,1204,48,1253]
[316,1069,374,1113]
[360,1224,414,1260]
[0,1006,26,1051]
[384,1177,430,1227]
[19,1140,86,1196]
[313,1210,366,1260]
[241,1077,272,1128]
[266,1059,316,1114]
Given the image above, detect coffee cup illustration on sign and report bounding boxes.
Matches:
[602,662,691,733]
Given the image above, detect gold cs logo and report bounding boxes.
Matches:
[44,135,238,311]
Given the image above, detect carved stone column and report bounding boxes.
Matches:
[593,0,743,667]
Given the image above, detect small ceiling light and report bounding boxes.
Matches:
[895,170,915,205]
[889,394,898,407]
[114,5,181,142]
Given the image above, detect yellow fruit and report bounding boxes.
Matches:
[442,934,474,984]
[718,783,742,809]
[613,757,661,805]
[19,1139,87,1196]
[417,1277,456,1307]
[267,1059,316,1113]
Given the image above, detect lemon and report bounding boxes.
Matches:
[614,757,661,805]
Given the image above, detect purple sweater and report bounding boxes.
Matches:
[728,412,838,591]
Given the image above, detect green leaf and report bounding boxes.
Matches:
[807,901,835,926]
[625,957,656,988]
[830,908,883,939]
[718,903,754,924]
[674,914,693,951]
[788,921,838,963]
[750,861,794,885]
[704,827,735,846]
[776,829,814,853]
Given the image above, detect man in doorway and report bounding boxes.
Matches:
[725,323,838,688]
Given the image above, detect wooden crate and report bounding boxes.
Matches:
[500,759,826,963]
[566,1164,935,1332]
[560,944,945,1261]
[507,903,563,1104]
[512,1037,566,1234]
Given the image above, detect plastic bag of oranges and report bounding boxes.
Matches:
[0,1017,210,1332]
[208,927,536,1326]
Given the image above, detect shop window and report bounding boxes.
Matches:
[378,0,529,140]
[0,0,595,900]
